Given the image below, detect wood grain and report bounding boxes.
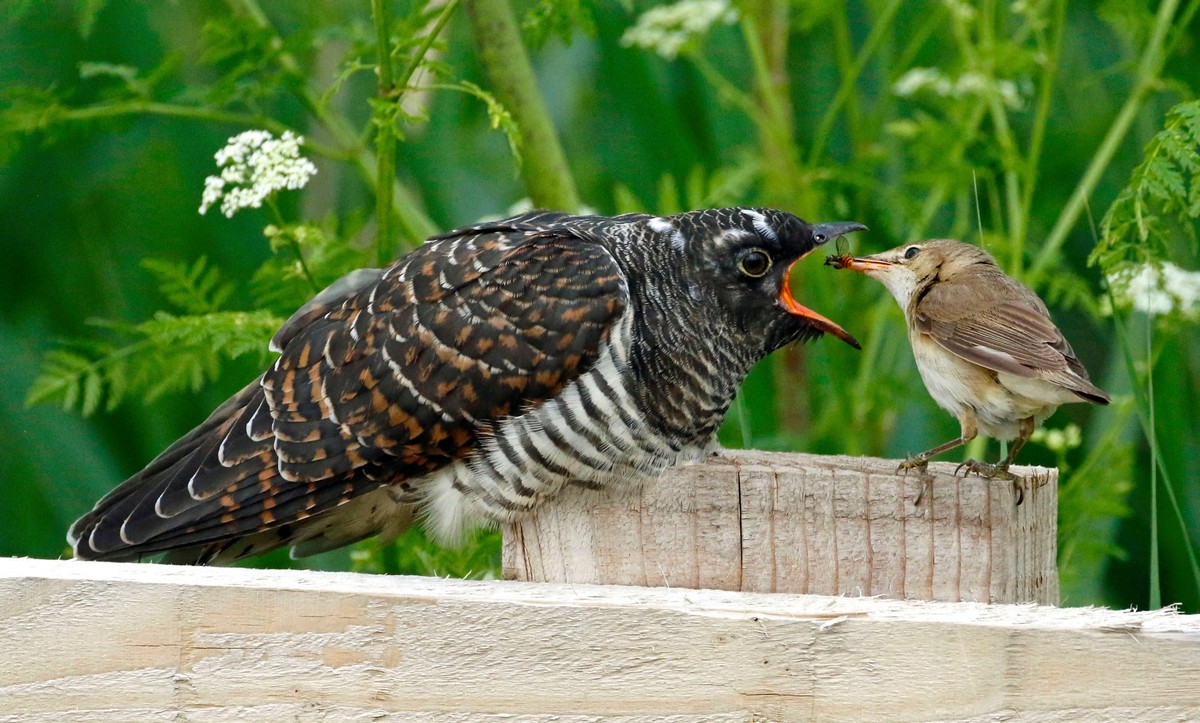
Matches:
[2,558,1196,722]
[504,450,1058,604]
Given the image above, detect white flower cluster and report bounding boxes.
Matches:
[1107,262,1200,318]
[893,67,1025,109]
[199,130,317,218]
[620,0,738,60]
[943,0,978,22]
[1031,423,1082,453]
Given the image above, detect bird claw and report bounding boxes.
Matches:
[954,459,1025,505]
[896,457,934,506]
[896,455,928,477]
[954,459,1017,480]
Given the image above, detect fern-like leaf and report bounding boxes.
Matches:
[142,256,234,314]
[26,311,282,416]
[1094,99,1200,275]
[431,81,523,170]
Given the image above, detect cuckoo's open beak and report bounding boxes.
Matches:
[778,221,867,350]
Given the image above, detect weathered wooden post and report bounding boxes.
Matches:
[504,450,1058,604]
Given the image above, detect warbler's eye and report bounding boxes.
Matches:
[738,248,773,278]
[904,246,921,260]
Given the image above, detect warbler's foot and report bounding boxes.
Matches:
[953,459,1017,481]
[896,455,929,477]
[954,459,1024,504]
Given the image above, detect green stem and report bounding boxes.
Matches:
[847,299,895,452]
[689,55,760,120]
[1030,0,1185,281]
[985,93,1024,271]
[1109,295,1200,603]
[27,101,352,160]
[1164,0,1200,57]
[951,0,1026,271]
[735,392,754,449]
[234,0,437,244]
[266,199,320,293]
[371,0,398,267]
[464,0,579,211]
[893,4,948,73]
[740,6,810,209]
[1145,312,1160,608]
[907,100,990,241]
[808,0,904,165]
[396,0,460,94]
[365,0,460,259]
[1016,0,1067,275]
[830,10,860,147]
[741,7,792,141]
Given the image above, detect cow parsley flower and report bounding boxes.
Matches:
[893,68,1025,109]
[620,0,738,60]
[1031,423,1082,453]
[199,130,317,218]
[1107,262,1200,319]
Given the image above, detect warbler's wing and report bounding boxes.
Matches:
[912,271,1109,404]
[69,213,628,563]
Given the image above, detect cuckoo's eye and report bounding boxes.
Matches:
[737,248,773,278]
[903,246,921,260]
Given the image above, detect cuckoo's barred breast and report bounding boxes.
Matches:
[69,208,864,563]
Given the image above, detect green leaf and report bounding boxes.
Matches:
[351,527,501,579]
[78,61,152,98]
[141,257,235,315]
[1095,100,1200,274]
[611,183,645,214]
[25,347,108,413]
[522,0,596,48]
[432,81,523,170]
[26,312,282,416]
[200,15,289,107]
[75,0,109,38]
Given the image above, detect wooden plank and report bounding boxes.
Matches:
[504,451,1058,604]
[1,558,1196,722]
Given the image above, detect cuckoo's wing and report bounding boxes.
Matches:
[912,273,1110,404]
[69,216,627,562]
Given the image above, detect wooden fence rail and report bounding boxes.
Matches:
[2,557,1199,721]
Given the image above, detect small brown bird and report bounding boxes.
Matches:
[832,239,1109,495]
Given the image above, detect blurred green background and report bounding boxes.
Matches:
[1,0,1197,610]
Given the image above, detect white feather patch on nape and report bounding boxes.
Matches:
[741,209,777,241]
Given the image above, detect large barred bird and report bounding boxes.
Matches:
[70,208,865,563]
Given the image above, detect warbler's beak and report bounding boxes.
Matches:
[778,221,867,350]
[841,256,894,272]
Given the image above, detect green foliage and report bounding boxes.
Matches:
[432,80,524,169]
[25,311,281,417]
[141,257,235,315]
[1094,99,1200,275]
[200,15,293,107]
[521,0,597,48]
[613,162,762,215]
[256,222,373,309]
[1056,404,1136,602]
[351,528,502,579]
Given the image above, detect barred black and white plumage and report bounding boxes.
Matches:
[69,208,865,563]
